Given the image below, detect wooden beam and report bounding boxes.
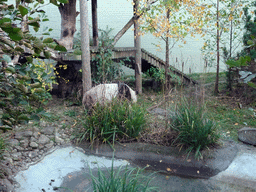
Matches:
[111,0,157,47]
[91,0,98,47]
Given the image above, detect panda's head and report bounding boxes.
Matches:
[118,83,131,100]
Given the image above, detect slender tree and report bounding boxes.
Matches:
[201,0,248,93]
[138,0,211,90]
[214,0,220,94]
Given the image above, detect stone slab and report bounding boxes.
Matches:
[238,127,256,145]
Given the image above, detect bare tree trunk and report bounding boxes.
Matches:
[58,0,79,50]
[214,0,220,95]
[165,9,170,92]
[80,0,92,95]
[134,0,142,94]
[228,5,233,92]
[92,0,98,47]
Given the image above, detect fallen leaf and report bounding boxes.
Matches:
[72,120,77,127]
[234,123,238,125]
[167,168,172,172]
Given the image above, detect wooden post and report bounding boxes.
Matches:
[80,0,92,95]
[134,0,142,94]
[92,0,98,47]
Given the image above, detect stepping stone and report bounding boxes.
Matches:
[238,127,256,145]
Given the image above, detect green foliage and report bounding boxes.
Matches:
[74,27,124,84]
[64,109,77,117]
[91,27,123,84]
[225,3,256,90]
[0,0,62,131]
[76,98,146,145]
[0,60,54,131]
[145,66,182,89]
[0,0,65,59]
[201,0,247,68]
[226,56,251,68]
[145,67,165,84]
[241,4,256,60]
[170,98,220,160]
[206,99,256,140]
[0,137,6,160]
[89,160,157,192]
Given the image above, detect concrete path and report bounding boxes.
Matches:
[14,146,129,192]
[14,140,256,192]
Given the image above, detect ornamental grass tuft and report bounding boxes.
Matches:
[77,98,146,145]
[89,159,157,192]
[170,97,220,159]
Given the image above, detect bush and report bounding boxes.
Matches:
[91,27,123,84]
[77,98,146,145]
[170,98,220,159]
[0,60,54,132]
[89,159,157,192]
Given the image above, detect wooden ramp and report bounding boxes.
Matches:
[59,47,198,85]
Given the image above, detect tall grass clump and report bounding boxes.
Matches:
[78,98,146,144]
[170,98,220,159]
[0,137,6,160]
[89,160,157,192]
[0,137,6,178]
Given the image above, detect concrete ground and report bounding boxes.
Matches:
[14,139,256,192]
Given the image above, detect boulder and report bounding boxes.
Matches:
[82,83,137,109]
[238,127,256,145]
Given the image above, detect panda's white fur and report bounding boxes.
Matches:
[82,83,137,108]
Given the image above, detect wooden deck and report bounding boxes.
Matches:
[59,47,198,85]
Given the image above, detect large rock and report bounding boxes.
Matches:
[238,127,256,145]
[82,83,137,109]
[38,134,50,145]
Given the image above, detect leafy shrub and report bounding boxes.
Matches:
[89,159,157,192]
[0,59,54,131]
[91,27,123,84]
[145,67,165,83]
[77,98,146,145]
[0,0,64,132]
[170,98,220,159]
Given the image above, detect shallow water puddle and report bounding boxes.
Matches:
[14,146,129,192]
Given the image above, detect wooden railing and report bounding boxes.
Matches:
[58,47,198,85]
